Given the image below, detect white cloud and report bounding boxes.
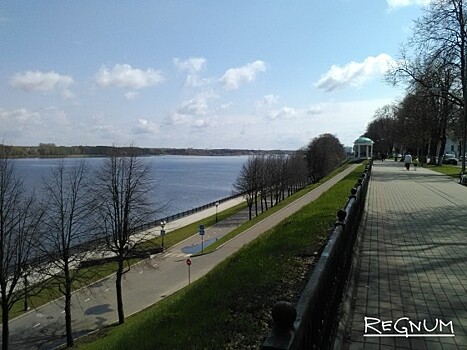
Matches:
[178,92,216,116]
[387,0,431,9]
[42,107,70,128]
[10,70,74,98]
[218,102,233,111]
[169,113,194,126]
[174,57,208,87]
[315,54,395,92]
[0,108,42,140]
[256,94,279,108]
[0,108,41,126]
[270,107,298,120]
[174,57,206,73]
[95,64,164,90]
[307,104,324,115]
[168,112,215,129]
[220,60,267,90]
[125,91,139,100]
[132,118,160,134]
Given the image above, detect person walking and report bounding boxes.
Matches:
[404,153,413,170]
[413,157,419,170]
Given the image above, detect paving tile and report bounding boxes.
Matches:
[341,162,467,350]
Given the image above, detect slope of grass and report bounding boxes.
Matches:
[76,164,365,350]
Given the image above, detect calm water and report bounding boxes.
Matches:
[12,155,248,219]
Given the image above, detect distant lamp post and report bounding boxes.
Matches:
[215,201,219,222]
[22,265,30,311]
[160,220,166,250]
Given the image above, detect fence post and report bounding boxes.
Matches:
[262,301,297,350]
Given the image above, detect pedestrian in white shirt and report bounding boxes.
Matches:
[404,153,412,170]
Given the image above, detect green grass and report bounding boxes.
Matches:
[423,164,463,179]
[75,164,365,350]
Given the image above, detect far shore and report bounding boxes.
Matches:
[2,144,294,159]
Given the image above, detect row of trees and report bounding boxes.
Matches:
[234,134,347,220]
[366,0,467,171]
[234,153,308,220]
[0,148,156,349]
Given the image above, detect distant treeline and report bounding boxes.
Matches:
[0,143,292,158]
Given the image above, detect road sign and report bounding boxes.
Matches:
[187,259,192,284]
[199,224,205,236]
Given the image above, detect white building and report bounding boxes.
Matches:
[353,136,374,159]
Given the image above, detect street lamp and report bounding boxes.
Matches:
[160,220,166,250]
[21,265,30,311]
[215,201,219,223]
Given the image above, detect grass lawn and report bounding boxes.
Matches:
[423,164,463,179]
[75,163,365,350]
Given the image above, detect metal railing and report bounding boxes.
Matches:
[137,191,245,231]
[25,192,246,268]
[262,161,372,350]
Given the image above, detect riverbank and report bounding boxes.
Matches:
[75,164,362,350]
[1,143,292,158]
[4,164,359,349]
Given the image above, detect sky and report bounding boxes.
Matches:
[0,1,430,150]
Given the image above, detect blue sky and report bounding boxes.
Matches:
[0,1,428,150]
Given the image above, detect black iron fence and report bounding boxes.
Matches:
[25,192,246,268]
[136,191,245,231]
[262,161,372,350]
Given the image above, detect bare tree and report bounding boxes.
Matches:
[365,104,398,156]
[0,149,42,350]
[234,152,309,221]
[233,156,262,220]
[39,159,93,347]
[286,150,308,194]
[388,0,467,170]
[93,148,155,324]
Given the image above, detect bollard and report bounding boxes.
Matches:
[336,209,347,225]
[272,301,297,332]
[262,301,297,349]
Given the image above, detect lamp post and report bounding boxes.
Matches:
[215,201,219,223]
[160,220,166,250]
[22,265,29,311]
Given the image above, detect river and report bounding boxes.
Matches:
[12,155,248,219]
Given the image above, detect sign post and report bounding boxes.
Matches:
[186,258,192,284]
[199,224,205,254]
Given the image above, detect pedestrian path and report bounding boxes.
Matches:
[342,161,467,349]
[6,164,359,350]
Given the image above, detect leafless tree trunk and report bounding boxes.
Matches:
[0,149,42,350]
[93,148,156,324]
[40,159,93,348]
[233,156,259,220]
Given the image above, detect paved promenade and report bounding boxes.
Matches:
[343,161,467,349]
[5,164,359,349]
